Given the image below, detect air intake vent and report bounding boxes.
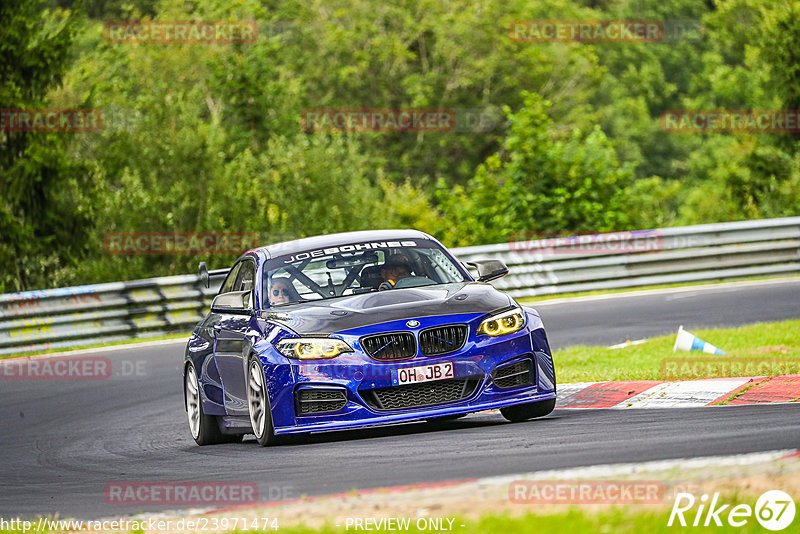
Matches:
[297,388,347,415]
[361,332,416,361]
[419,325,468,356]
[362,377,480,411]
[493,358,533,389]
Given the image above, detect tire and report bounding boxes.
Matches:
[185,363,226,445]
[500,398,556,423]
[247,356,277,447]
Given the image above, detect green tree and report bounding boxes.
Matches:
[437,92,636,246]
[672,0,800,224]
[0,0,92,291]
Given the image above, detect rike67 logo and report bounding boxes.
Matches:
[669,490,795,531]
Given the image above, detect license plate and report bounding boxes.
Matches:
[391,362,454,386]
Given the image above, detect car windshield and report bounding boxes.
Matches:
[262,239,468,307]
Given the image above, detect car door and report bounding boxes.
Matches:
[212,259,256,416]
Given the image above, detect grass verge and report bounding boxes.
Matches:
[554,319,800,383]
[0,508,774,534]
[272,510,772,534]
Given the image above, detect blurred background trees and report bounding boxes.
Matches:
[1,0,798,290]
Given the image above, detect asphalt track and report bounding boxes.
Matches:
[1,279,799,519]
[535,278,800,349]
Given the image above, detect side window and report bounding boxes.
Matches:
[234,261,255,293]
[234,260,255,309]
[219,263,241,294]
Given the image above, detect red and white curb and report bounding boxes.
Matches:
[557,375,800,409]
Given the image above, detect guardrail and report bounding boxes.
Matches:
[1,217,798,356]
[456,217,800,298]
[0,276,223,356]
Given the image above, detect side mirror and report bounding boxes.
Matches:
[199,262,209,288]
[466,259,509,282]
[210,290,253,314]
[199,263,232,290]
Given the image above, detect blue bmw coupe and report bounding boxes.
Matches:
[183,230,556,446]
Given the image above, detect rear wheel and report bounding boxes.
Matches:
[247,356,277,447]
[185,363,225,445]
[500,398,556,423]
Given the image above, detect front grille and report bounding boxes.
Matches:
[297,388,347,415]
[361,332,416,361]
[419,325,468,356]
[362,377,480,411]
[493,358,533,389]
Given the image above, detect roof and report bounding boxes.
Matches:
[253,229,433,259]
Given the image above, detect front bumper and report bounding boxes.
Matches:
[258,311,557,435]
[275,386,555,435]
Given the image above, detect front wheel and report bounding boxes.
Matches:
[185,363,225,445]
[247,356,277,447]
[500,398,556,423]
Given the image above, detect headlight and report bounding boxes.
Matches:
[275,338,353,359]
[477,308,527,337]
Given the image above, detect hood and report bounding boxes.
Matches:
[262,282,513,335]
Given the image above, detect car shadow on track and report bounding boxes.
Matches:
[236,412,565,447]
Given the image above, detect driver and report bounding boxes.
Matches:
[379,254,413,290]
[269,277,297,306]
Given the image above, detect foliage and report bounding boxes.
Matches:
[436,92,636,245]
[1,0,799,290]
[0,0,92,292]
